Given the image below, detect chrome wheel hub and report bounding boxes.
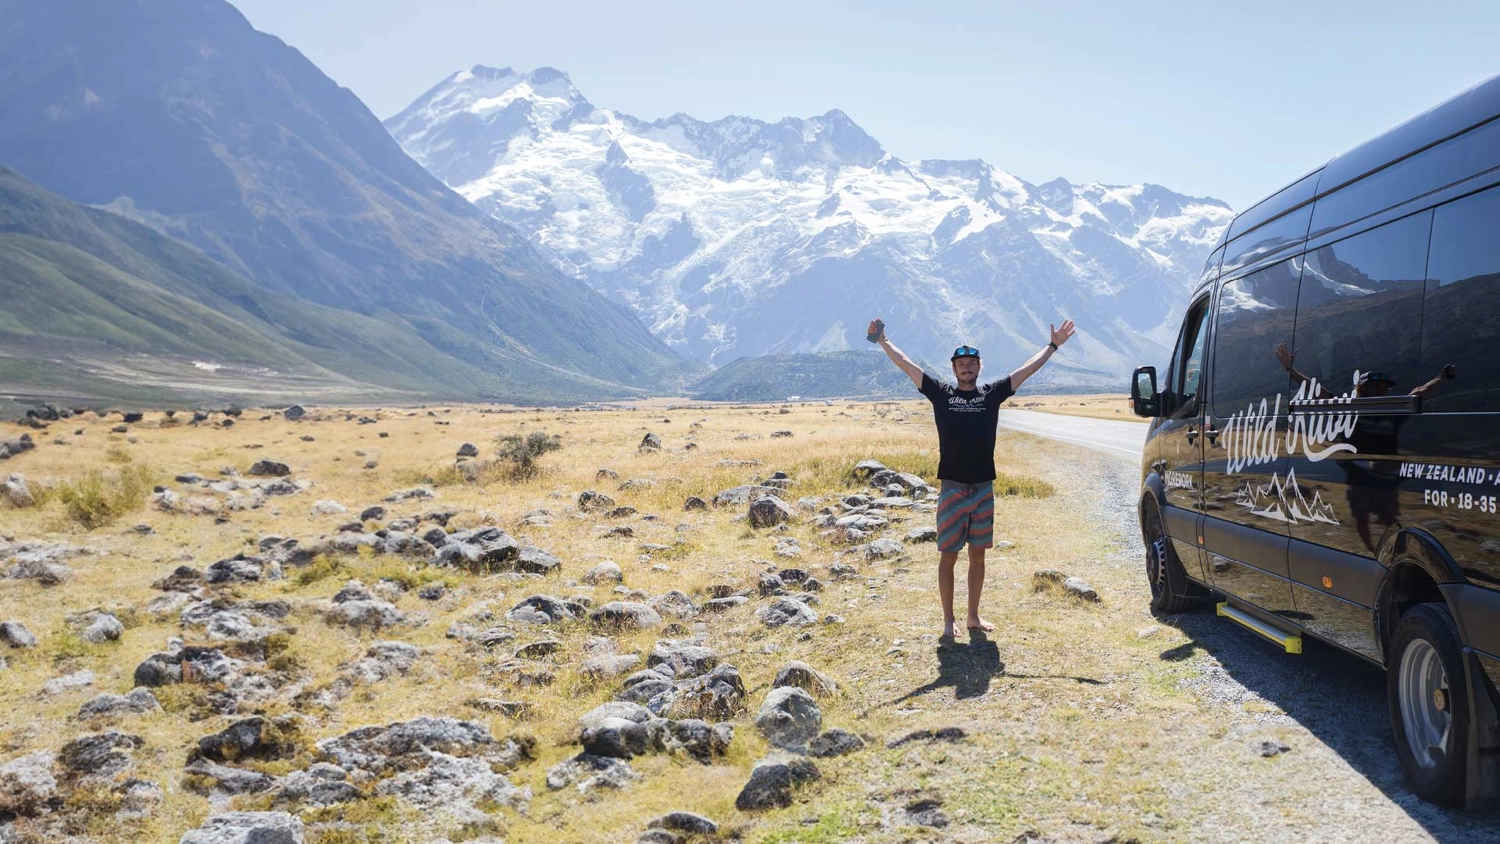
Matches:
[1398,638,1451,770]
[1147,534,1167,596]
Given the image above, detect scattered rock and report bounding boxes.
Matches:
[457,442,479,458]
[1063,576,1100,602]
[748,495,795,529]
[1,620,38,648]
[865,538,904,560]
[546,753,639,793]
[590,602,662,630]
[713,485,780,507]
[0,751,58,818]
[906,526,937,543]
[735,756,820,810]
[647,811,719,836]
[578,490,616,512]
[515,545,561,575]
[248,460,291,477]
[58,731,144,777]
[178,811,305,844]
[807,729,866,758]
[0,434,36,461]
[81,612,125,643]
[1032,569,1067,589]
[772,661,837,697]
[683,496,707,511]
[507,594,584,625]
[273,763,362,807]
[649,590,699,620]
[755,687,822,749]
[583,560,624,585]
[580,654,642,680]
[78,688,162,719]
[193,716,301,764]
[904,796,950,828]
[1258,740,1292,758]
[41,669,95,695]
[640,433,663,451]
[312,499,347,516]
[283,405,306,421]
[759,598,819,627]
[359,505,387,522]
[184,760,276,796]
[2,474,34,508]
[383,487,435,503]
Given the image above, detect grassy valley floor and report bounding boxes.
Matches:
[0,401,1491,842]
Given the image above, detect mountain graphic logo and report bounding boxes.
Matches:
[1235,469,1339,525]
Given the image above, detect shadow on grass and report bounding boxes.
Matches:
[1158,608,1499,841]
[872,630,1102,713]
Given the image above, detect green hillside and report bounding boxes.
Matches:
[0,167,660,406]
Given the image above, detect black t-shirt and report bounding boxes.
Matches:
[919,372,1015,484]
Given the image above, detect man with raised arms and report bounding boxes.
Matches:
[869,318,1077,638]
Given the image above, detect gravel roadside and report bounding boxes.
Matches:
[1076,446,1497,842]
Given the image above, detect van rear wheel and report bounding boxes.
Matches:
[1143,501,1194,615]
[1388,603,1470,806]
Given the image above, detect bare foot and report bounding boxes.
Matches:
[967,617,995,633]
[942,621,958,638]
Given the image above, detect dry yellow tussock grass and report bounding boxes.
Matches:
[0,399,1288,842]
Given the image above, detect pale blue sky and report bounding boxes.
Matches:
[233,0,1495,210]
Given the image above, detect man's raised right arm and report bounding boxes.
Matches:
[869,319,924,389]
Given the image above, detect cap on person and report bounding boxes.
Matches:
[951,345,981,362]
[1357,370,1396,387]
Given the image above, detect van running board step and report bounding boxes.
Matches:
[1217,602,1303,654]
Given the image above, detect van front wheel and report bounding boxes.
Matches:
[1388,603,1470,806]
[1143,501,1194,615]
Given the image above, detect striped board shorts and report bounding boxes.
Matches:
[936,480,995,552]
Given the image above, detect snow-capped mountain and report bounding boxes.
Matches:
[387,66,1234,386]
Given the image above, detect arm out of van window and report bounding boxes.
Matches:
[1010,320,1076,390]
[1275,342,1333,400]
[1410,364,1458,399]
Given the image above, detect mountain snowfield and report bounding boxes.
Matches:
[388,66,1234,387]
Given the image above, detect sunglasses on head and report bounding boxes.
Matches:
[951,346,980,360]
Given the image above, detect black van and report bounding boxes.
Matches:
[1130,75,1500,806]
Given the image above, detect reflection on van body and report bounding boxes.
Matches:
[1129,74,1500,806]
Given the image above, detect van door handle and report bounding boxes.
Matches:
[1186,428,1198,445]
[1203,425,1219,444]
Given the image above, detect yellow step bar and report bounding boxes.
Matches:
[1217,602,1303,654]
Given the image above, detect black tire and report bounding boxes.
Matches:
[1388,603,1470,806]
[1142,499,1195,615]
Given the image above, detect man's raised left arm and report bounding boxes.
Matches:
[1009,319,1076,390]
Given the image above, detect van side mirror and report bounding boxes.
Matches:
[1131,366,1160,417]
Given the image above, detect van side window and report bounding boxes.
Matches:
[1289,212,1431,399]
[1211,259,1299,416]
[1173,299,1211,415]
[1422,186,1500,412]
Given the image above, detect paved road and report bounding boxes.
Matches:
[996,408,1146,461]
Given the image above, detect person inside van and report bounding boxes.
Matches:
[868,317,1076,638]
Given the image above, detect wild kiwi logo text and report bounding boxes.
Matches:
[1222,378,1359,474]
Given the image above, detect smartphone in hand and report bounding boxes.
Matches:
[867,318,885,343]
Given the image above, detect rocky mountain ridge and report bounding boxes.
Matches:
[388,66,1234,387]
[0,3,682,403]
